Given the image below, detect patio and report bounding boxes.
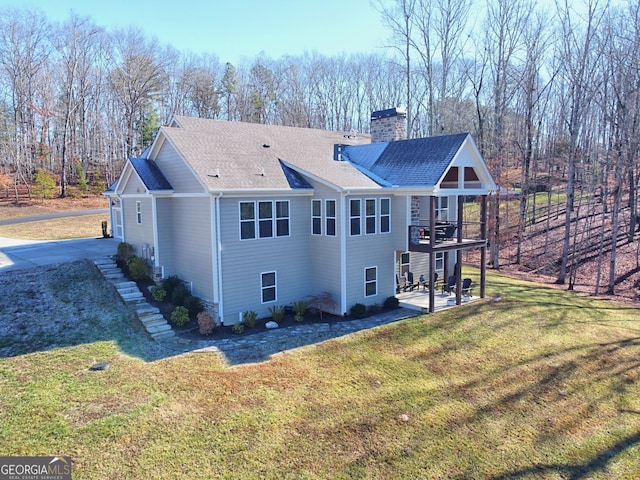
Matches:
[396,286,479,313]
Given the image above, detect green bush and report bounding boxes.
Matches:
[269,305,285,323]
[161,275,182,297]
[117,242,135,262]
[184,295,204,316]
[170,285,189,306]
[127,256,149,280]
[350,303,367,319]
[231,323,245,334]
[242,310,258,328]
[170,306,189,327]
[151,285,166,302]
[383,296,400,310]
[292,300,307,322]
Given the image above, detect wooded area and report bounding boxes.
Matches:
[0,1,638,296]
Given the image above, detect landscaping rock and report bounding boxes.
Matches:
[265,321,279,329]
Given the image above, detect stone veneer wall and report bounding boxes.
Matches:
[370,112,407,143]
[411,196,420,225]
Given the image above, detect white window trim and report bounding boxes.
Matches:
[136,201,142,224]
[364,266,377,297]
[350,199,361,236]
[312,199,322,235]
[275,200,290,237]
[239,201,256,240]
[261,270,277,304]
[241,200,290,240]
[365,198,376,235]
[326,199,336,236]
[380,197,391,234]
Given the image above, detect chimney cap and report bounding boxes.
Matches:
[371,107,406,120]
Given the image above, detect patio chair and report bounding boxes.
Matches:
[442,275,456,295]
[406,272,420,291]
[459,278,474,296]
[396,274,410,293]
[419,272,438,291]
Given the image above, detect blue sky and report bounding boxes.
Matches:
[3,0,391,64]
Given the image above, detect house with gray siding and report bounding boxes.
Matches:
[105,108,496,324]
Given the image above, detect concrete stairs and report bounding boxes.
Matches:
[94,258,175,341]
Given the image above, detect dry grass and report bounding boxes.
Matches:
[0,196,109,240]
[0,215,109,240]
[1,265,640,479]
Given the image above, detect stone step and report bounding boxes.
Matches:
[151,329,176,340]
[100,268,122,276]
[140,314,166,326]
[94,258,115,266]
[135,304,161,316]
[117,285,140,295]
[112,280,137,290]
[146,322,173,334]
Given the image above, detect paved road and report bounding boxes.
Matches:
[0,208,109,226]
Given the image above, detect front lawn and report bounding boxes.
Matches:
[1,265,639,479]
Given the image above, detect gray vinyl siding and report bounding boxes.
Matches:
[156,196,214,301]
[219,195,311,325]
[307,182,342,311]
[153,142,204,193]
[122,173,146,194]
[122,197,154,253]
[344,194,396,309]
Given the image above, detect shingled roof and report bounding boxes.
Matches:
[130,157,173,191]
[158,117,379,191]
[344,133,469,187]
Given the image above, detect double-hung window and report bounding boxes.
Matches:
[261,271,276,303]
[365,199,376,234]
[259,201,273,238]
[136,201,142,224]
[276,201,289,236]
[312,199,322,235]
[240,202,256,240]
[350,199,361,236]
[326,200,336,236]
[241,200,289,240]
[380,198,390,233]
[365,266,377,297]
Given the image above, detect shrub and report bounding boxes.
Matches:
[242,310,258,328]
[170,306,189,327]
[151,285,166,302]
[117,242,135,262]
[383,296,400,310]
[308,291,337,320]
[184,295,204,316]
[170,284,189,306]
[269,305,285,323]
[350,303,367,319]
[127,256,149,280]
[161,275,182,297]
[231,323,245,334]
[292,300,307,322]
[197,311,216,335]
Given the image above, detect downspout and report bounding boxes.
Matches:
[151,195,159,269]
[340,191,348,315]
[212,193,224,324]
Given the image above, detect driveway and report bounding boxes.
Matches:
[0,236,118,271]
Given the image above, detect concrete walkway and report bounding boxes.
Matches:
[0,236,119,271]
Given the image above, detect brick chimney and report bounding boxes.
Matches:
[370,107,407,143]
